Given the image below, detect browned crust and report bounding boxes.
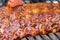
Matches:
[0,3,60,40]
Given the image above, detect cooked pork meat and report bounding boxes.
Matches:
[0,3,60,40]
[8,0,23,7]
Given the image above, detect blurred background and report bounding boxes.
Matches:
[0,0,60,6]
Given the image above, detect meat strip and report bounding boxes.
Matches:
[0,3,60,40]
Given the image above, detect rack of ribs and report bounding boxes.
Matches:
[0,3,60,40]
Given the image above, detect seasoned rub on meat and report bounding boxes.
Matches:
[8,0,23,7]
[0,3,60,40]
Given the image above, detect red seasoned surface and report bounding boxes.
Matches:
[0,3,60,40]
[8,0,23,7]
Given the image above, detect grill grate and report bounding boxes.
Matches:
[0,0,60,6]
[21,32,60,40]
[23,0,60,3]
